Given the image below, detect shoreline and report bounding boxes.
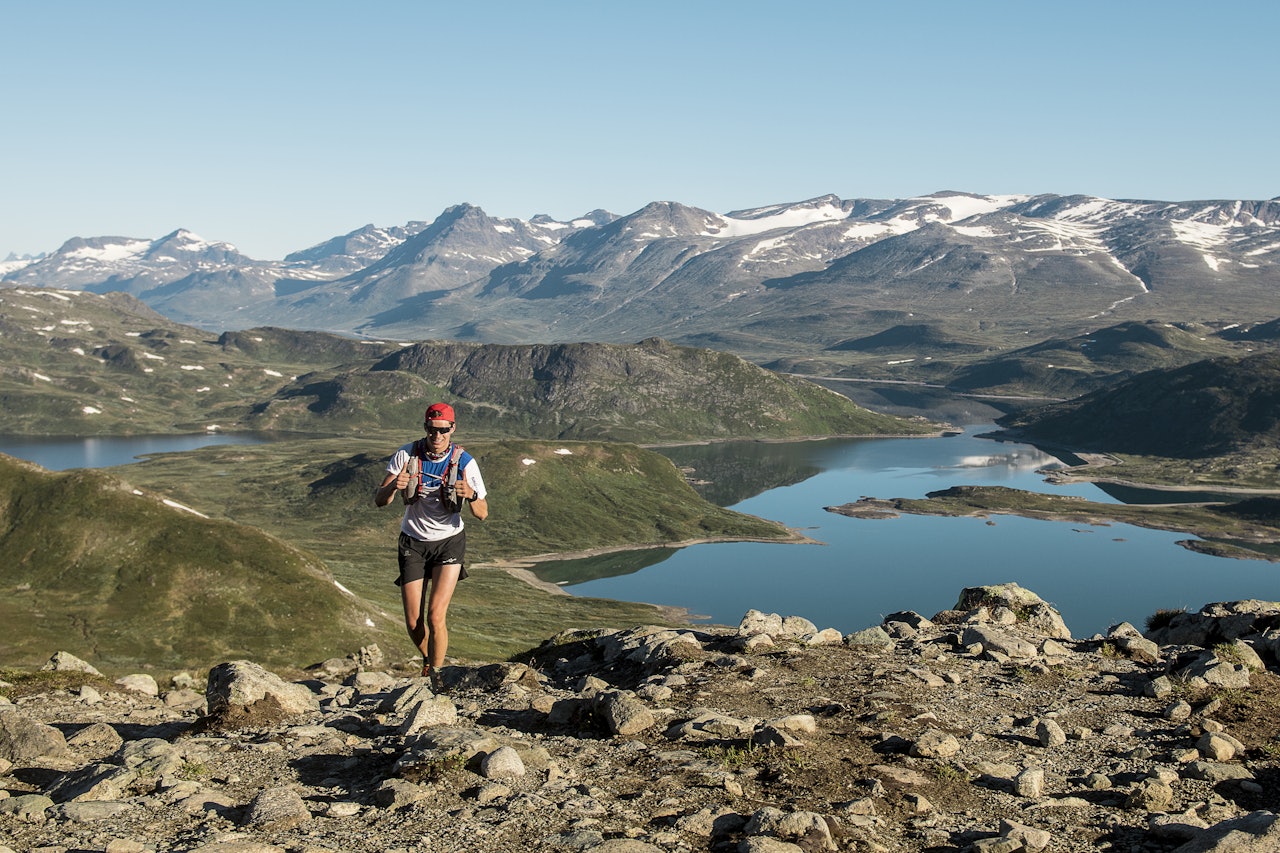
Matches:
[643,428,952,450]
[987,431,1280,496]
[480,528,821,617]
[1045,454,1280,496]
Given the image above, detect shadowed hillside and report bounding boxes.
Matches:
[996,352,1280,459]
[945,320,1256,398]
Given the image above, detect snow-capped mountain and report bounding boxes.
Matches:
[5,192,1278,355]
[3,230,257,293]
[282,222,434,274]
[0,252,46,277]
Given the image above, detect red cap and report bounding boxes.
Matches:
[424,402,455,423]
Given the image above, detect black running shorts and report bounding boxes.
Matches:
[396,530,468,585]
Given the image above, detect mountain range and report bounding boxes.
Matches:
[6,192,1278,363]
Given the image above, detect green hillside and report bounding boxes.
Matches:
[241,338,932,441]
[116,437,792,563]
[0,453,393,672]
[999,352,1280,457]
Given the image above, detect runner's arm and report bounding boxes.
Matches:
[374,454,412,507]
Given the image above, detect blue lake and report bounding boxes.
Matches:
[535,427,1280,639]
[0,433,271,470]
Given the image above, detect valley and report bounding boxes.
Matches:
[2,190,1280,677]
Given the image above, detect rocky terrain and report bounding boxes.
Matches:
[2,583,1279,853]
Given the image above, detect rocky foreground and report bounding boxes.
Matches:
[2,583,1279,853]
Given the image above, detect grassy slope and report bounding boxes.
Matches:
[0,453,394,673]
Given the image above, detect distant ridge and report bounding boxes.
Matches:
[827,324,990,354]
[5,192,1278,361]
[944,320,1250,399]
[0,287,928,441]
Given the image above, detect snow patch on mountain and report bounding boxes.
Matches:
[64,239,152,262]
[1015,218,1107,253]
[704,200,848,239]
[1172,220,1234,272]
[843,220,914,242]
[950,225,998,239]
[1171,220,1230,250]
[0,253,43,275]
[925,193,1030,221]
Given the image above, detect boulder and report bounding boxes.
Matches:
[740,611,784,637]
[1113,634,1161,664]
[115,674,159,697]
[962,626,1037,659]
[241,787,312,832]
[910,729,961,759]
[0,709,72,763]
[40,651,102,676]
[844,626,893,649]
[955,583,1047,613]
[596,690,656,736]
[480,745,526,780]
[398,696,459,734]
[1170,810,1280,853]
[1126,778,1174,811]
[954,584,1070,638]
[205,660,319,724]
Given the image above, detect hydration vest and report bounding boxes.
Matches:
[401,441,465,512]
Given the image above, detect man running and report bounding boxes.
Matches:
[374,402,488,690]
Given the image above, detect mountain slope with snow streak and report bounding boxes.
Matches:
[5,192,1277,357]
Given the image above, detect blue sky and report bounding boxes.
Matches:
[3,1,1277,260]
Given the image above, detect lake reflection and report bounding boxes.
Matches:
[537,427,1280,638]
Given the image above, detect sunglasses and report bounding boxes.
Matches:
[424,424,454,435]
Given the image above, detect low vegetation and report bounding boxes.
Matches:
[1145,608,1187,633]
[0,454,389,673]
